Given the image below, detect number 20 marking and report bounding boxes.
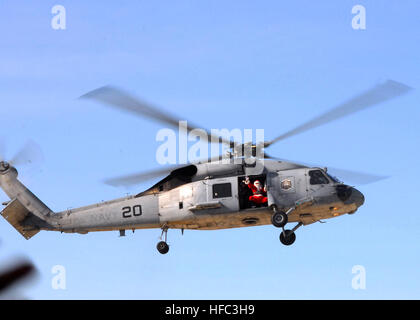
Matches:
[122,205,142,218]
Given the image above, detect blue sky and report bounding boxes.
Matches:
[0,0,419,299]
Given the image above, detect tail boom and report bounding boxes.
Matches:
[0,163,54,239]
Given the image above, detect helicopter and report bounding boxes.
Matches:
[0,79,412,254]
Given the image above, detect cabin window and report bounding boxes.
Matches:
[212,183,232,198]
[309,170,330,185]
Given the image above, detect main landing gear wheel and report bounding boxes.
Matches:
[156,241,169,254]
[279,230,296,246]
[271,211,288,228]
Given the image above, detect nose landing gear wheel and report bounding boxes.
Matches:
[279,230,296,246]
[271,211,288,228]
[157,241,169,254]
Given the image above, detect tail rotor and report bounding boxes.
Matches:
[0,140,44,173]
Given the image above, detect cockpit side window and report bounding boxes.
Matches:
[309,170,330,185]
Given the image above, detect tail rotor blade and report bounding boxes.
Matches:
[10,140,44,167]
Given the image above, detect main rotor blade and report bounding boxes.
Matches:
[104,154,230,187]
[0,261,35,293]
[265,80,412,147]
[264,154,387,185]
[80,86,232,145]
[104,165,182,187]
[325,167,388,185]
[9,140,44,167]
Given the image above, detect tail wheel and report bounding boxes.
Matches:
[279,230,296,246]
[156,241,169,254]
[271,211,288,228]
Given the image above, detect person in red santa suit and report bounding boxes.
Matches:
[244,177,268,205]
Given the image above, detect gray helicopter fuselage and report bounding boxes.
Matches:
[22,159,363,235]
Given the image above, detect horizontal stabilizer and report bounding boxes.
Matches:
[1,198,40,239]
